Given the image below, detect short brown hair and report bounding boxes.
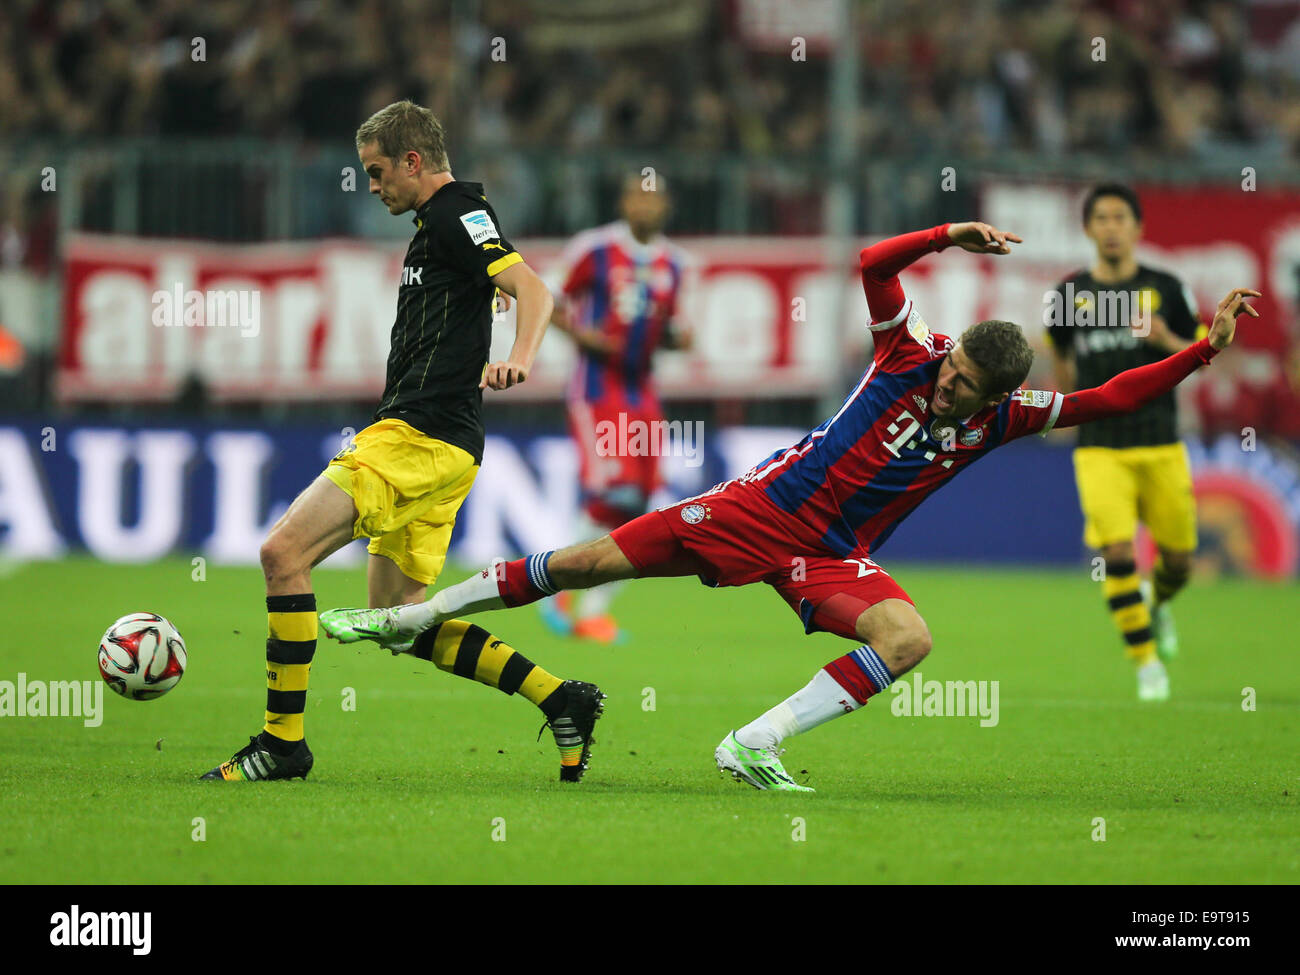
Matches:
[355,100,449,173]
[960,320,1034,395]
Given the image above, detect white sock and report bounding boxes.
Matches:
[735,670,862,749]
[577,579,625,619]
[572,510,624,619]
[575,510,608,542]
[397,559,505,632]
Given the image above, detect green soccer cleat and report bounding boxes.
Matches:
[320,606,417,655]
[1141,580,1179,661]
[1152,601,1179,662]
[538,681,606,782]
[1137,660,1170,702]
[715,731,814,792]
[200,734,314,781]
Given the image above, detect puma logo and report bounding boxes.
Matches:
[481,242,507,253]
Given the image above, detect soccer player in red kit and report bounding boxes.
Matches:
[540,173,693,643]
[322,221,1258,792]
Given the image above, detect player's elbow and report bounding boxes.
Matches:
[858,249,884,282]
[521,275,553,323]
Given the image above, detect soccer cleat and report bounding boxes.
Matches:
[538,592,575,636]
[1141,580,1179,661]
[538,680,605,782]
[572,614,624,645]
[1136,660,1170,702]
[715,730,814,792]
[200,734,314,781]
[320,605,418,654]
[1151,601,1179,662]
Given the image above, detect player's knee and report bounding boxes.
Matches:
[1102,543,1136,575]
[897,623,933,671]
[878,620,931,674]
[259,534,302,584]
[1160,550,1192,577]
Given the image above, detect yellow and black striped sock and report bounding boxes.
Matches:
[412,620,566,719]
[1102,561,1156,666]
[1152,558,1189,605]
[263,593,316,750]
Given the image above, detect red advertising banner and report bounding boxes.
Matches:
[58,234,883,403]
[58,188,1300,434]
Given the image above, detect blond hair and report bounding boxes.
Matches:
[355,100,449,172]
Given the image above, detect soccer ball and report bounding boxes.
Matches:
[98,613,188,701]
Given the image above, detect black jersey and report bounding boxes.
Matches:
[1045,265,1201,448]
[374,180,522,463]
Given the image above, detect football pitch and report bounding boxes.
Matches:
[1,556,1295,885]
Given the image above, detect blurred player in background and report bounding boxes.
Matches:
[1047,184,1205,702]
[203,101,603,784]
[538,172,693,643]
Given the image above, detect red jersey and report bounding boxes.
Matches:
[557,220,689,407]
[742,226,1065,557]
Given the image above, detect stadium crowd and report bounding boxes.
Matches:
[1,0,1299,160]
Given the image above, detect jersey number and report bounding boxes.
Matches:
[842,558,879,578]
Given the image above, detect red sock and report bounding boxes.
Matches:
[823,645,895,704]
[499,551,560,607]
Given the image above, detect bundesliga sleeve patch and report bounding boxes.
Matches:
[1013,389,1054,408]
[459,209,501,245]
[906,307,929,344]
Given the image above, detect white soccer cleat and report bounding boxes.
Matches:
[1137,660,1170,702]
[715,730,814,792]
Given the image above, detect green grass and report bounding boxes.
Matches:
[0,556,1295,884]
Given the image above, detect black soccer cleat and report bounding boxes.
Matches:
[200,734,314,782]
[539,681,606,783]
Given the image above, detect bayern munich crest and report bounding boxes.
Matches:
[681,503,709,524]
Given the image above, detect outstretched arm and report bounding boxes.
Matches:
[1056,287,1260,428]
[858,222,1023,322]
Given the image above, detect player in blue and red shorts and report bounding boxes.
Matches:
[541,173,693,643]
[322,220,1258,792]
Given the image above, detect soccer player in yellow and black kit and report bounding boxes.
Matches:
[1047,184,1204,701]
[202,101,604,782]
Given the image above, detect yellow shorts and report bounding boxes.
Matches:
[1072,443,1197,552]
[322,418,478,585]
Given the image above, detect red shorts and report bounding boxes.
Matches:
[568,397,663,526]
[610,479,913,640]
